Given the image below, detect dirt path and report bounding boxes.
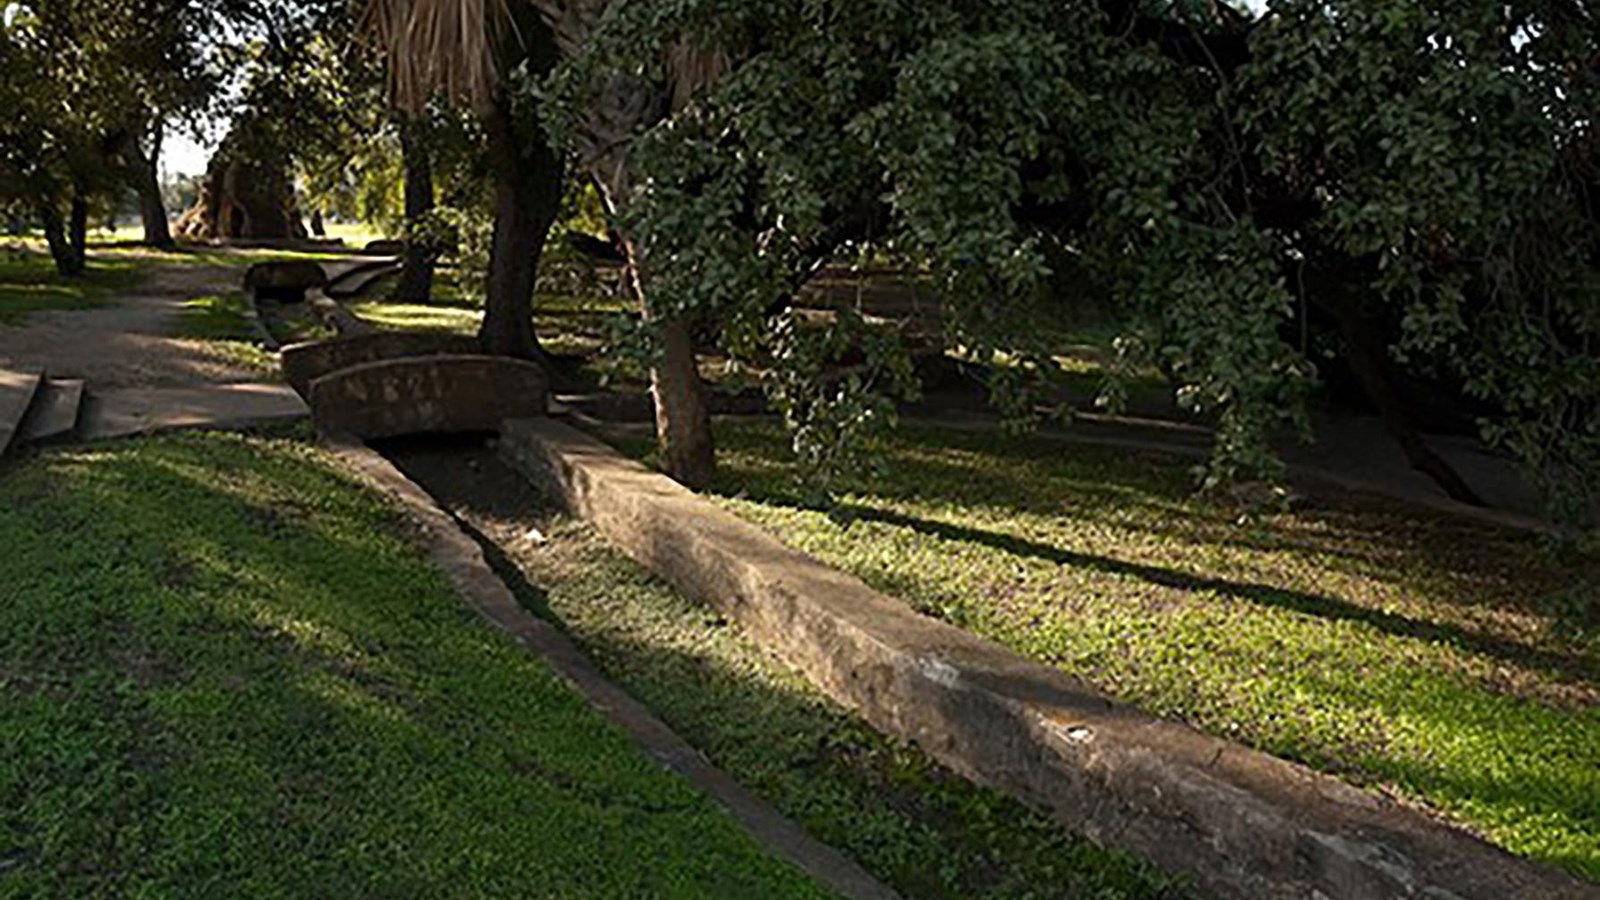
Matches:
[0,262,265,390]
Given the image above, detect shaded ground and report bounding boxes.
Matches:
[0,259,265,389]
[0,429,831,897]
[384,435,1194,900]
[617,420,1600,882]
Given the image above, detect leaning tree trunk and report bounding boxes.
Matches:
[396,116,436,303]
[1317,284,1487,507]
[67,190,89,273]
[477,14,565,359]
[592,155,716,489]
[133,124,175,249]
[575,47,729,489]
[38,200,82,277]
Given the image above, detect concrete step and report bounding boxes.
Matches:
[78,382,309,441]
[0,367,45,458]
[17,378,86,446]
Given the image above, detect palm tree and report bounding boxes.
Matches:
[365,0,721,488]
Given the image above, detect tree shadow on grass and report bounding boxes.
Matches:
[383,438,1193,900]
[828,502,1600,689]
[2,436,830,898]
[712,421,1597,638]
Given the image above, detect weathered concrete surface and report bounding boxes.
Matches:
[322,432,901,900]
[310,354,546,440]
[243,260,328,303]
[499,416,1595,900]
[80,382,308,440]
[0,367,43,457]
[17,379,84,445]
[324,258,400,300]
[282,332,480,396]
[305,288,373,337]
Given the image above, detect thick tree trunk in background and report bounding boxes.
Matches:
[396,117,436,303]
[173,123,307,244]
[309,209,326,237]
[477,18,565,360]
[135,124,175,249]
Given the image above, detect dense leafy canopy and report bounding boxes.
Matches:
[533,0,1597,520]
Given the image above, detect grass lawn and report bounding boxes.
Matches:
[388,441,1192,900]
[171,292,279,374]
[349,286,623,359]
[0,251,144,327]
[350,298,483,335]
[0,429,831,898]
[629,421,1600,883]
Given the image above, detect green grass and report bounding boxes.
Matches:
[172,292,278,373]
[349,285,625,359]
[0,251,144,326]
[0,429,831,898]
[626,421,1600,882]
[350,298,483,335]
[402,445,1192,900]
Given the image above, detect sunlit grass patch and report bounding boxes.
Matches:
[0,429,829,897]
[0,250,144,325]
[350,299,483,334]
[645,420,1600,882]
[172,292,278,373]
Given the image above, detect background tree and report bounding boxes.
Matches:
[371,0,1600,524]
[173,0,356,242]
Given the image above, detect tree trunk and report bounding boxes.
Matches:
[396,117,436,303]
[1325,294,1487,506]
[39,201,82,277]
[578,57,721,487]
[594,159,717,488]
[651,313,716,488]
[68,191,89,274]
[477,21,565,360]
[173,123,306,243]
[309,209,326,237]
[135,123,175,249]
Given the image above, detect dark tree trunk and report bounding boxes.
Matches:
[68,190,89,273]
[1322,291,1487,507]
[309,209,326,237]
[396,117,436,303]
[652,314,716,488]
[39,202,82,277]
[173,126,306,244]
[477,18,565,360]
[135,123,175,249]
[596,166,717,488]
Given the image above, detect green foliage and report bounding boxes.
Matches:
[1242,0,1600,522]
[551,0,1600,521]
[690,419,1600,882]
[0,0,218,239]
[0,430,831,897]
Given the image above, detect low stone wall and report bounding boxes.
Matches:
[499,416,1590,900]
[310,355,546,439]
[282,332,480,396]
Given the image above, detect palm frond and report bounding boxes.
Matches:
[361,0,503,113]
